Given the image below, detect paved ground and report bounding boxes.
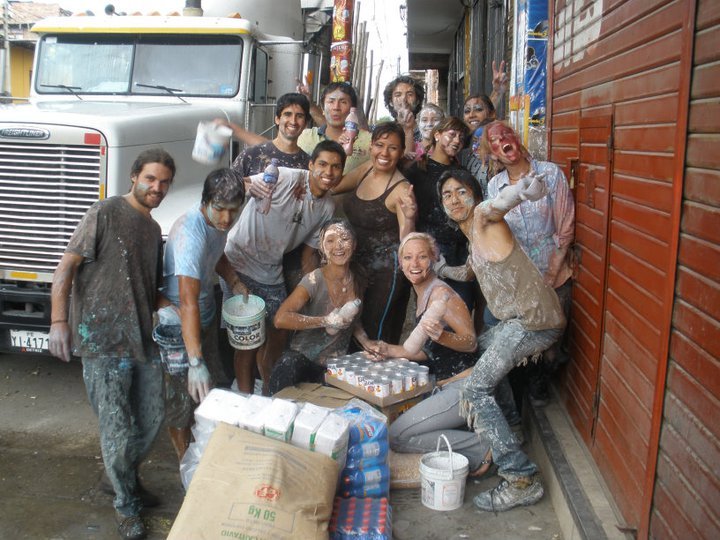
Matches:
[0,353,563,539]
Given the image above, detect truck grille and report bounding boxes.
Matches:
[0,142,101,276]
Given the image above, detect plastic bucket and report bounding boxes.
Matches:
[222,294,266,350]
[152,324,188,374]
[191,121,232,165]
[420,434,469,511]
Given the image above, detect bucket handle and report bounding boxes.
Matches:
[436,433,455,478]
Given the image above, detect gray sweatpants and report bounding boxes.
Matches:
[389,379,491,471]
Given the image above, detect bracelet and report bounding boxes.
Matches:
[51,319,67,324]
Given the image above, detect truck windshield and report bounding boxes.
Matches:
[35,34,242,97]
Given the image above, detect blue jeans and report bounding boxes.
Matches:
[389,380,491,471]
[461,320,562,481]
[82,356,164,516]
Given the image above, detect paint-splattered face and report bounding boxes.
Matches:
[275,104,307,141]
[323,89,353,129]
[463,98,492,130]
[441,178,477,223]
[418,109,443,140]
[308,151,344,196]
[487,123,523,165]
[371,132,403,173]
[392,82,418,115]
[400,238,434,285]
[320,224,355,265]
[203,201,242,231]
[130,162,173,210]
[434,129,464,158]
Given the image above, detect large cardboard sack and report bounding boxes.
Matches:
[168,423,338,540]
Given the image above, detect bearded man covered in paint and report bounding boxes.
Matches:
[49,149,175,540]
[223,140,347,395]
[158,168,246,460]
[383,74,425,157]
[438,167,565,512]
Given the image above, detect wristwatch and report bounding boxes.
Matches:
[189,356,203,368]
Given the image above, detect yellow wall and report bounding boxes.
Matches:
[10,46,34,99]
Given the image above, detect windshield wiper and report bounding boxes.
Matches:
[40,84,83,100]
[134,83,188,103]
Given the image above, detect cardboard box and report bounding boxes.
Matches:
[168,423,338,540]
[324,375,432,423]
[274,382,355,409]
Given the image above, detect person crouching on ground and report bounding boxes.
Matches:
[158,168,246,460]
[269,219,376,394]
[365,232,492,475]
[438,168,566,511]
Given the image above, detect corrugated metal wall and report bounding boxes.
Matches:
[650,1,720,537]
[550,0,694,530]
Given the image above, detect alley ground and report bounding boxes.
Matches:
[0,353,563,539]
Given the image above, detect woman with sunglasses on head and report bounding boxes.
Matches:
[403,117,475,311]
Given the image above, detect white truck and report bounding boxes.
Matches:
[0,1,314,354]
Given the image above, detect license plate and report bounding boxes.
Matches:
[10,329,50,352]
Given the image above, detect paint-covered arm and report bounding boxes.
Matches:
[49,252,83,362]
[395,182,417,240]
[421,293,477,353]
[274,285,326,330]
[546,169,575,287]
[478,171,548,222]
[434,255,474,281]
[178,276,203,360]
[216,254,248,300]
[179,275,212,403]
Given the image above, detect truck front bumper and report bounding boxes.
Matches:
[0,283,51,354]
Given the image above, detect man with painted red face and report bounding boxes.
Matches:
[482,121,575,404]
[49,149,176,540]
[159,168,246,460]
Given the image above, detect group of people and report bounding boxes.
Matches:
[48,67,574,540]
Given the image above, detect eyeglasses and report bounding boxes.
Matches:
[463,105,485,114]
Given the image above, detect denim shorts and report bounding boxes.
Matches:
[220,271,287,322]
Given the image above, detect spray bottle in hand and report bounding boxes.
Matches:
[325,298,361,335]
[402,296,448,354]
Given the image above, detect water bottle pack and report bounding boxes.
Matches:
[337,402,390,499]
[329,497,392,540]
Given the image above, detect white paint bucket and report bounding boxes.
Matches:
[420,434,469,511]
[222,294,266,350]
[191,121,232,165]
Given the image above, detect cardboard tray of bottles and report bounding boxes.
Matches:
[324,353,433,409]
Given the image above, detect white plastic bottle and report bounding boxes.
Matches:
[402,296,447,354]
[257,158,280,214]
[326,298,362,335]
[342,108,359,156]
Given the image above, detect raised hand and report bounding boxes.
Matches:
[492,60,509,95]
[399,185,417,221]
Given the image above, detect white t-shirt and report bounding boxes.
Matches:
[224,167,335,285]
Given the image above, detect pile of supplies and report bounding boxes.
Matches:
[169,388,392,540]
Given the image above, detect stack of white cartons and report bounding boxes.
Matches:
[180,388,351,489]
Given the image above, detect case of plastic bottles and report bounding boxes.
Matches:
[337,401,390,499]
[329,497,392,540]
